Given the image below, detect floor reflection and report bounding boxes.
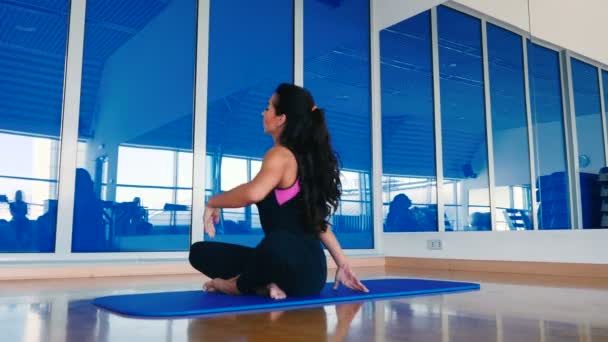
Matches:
[2,269,608,342]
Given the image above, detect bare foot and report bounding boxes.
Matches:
[203,279,217,292]
[267,283,287,300]
[202,277,240,295]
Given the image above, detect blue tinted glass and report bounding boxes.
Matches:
[527,41,571,229]
[380,11,438,232]
[571,58,604,229]
[438,6,489,231]
[73,0,198,251]
[0,0,69,252]
[604,70,608,229]
[206,0,293,247]
[604,70,608,157]
[604,70,608,122]
[305,0,372,248]
[487,24,533,231]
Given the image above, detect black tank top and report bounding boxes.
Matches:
[255,179,312,236]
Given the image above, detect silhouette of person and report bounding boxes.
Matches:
[36,199,58,252]
[10,190,31,248]
[385,194,417,231]
[72,168,106,252]
[10,190,28,221]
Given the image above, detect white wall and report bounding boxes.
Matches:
[383,230,608,264]
[373,0,447,32]
[452,0,530,31]
[453,0,608,66]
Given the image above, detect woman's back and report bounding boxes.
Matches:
[256,177,309,236]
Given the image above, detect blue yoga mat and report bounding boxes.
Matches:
[93,278,479,318]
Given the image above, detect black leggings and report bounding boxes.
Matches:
[189,231,327,296]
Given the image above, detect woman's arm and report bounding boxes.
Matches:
[319,226,349,268]
[204,147,290,237]
[320,226,369,292]
[207,147,288,209]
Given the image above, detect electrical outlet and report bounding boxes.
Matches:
[427,239,443,250]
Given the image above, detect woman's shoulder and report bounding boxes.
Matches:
[265,145,296,161]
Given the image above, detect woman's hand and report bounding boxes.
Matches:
[203,205,220,238]
[333,263,369,293]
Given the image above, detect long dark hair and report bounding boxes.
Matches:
[273,83,341,234]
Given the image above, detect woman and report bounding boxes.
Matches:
[189,83,368,299]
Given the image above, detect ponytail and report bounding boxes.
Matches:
[274,84,341,234]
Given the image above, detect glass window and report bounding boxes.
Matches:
[177,151,193,188]
[250,160,262,179]
[205,155,213,192]
[438,6,489,231]
[380,10,437,233]
[219,156,246,218]
[305,0,372,248]
[117,147,174,187]
[603,70,608,125]
[206,0,293,247]
[598,70,608,228]
[72,0,198,252]
[487,23,533,231]
[494,186,511,208]
[513,186,526,209]
[527,41,571,229]
[571,58,604,229]
[221,157,247,191]
[0,0,69,252]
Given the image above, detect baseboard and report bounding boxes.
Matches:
[385,257,608,278]
[0,263,199,281]
[0,257,386,281]
[326,257,386,269]
[7,256,604,281]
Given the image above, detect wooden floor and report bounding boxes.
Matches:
[1,267,607,341]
